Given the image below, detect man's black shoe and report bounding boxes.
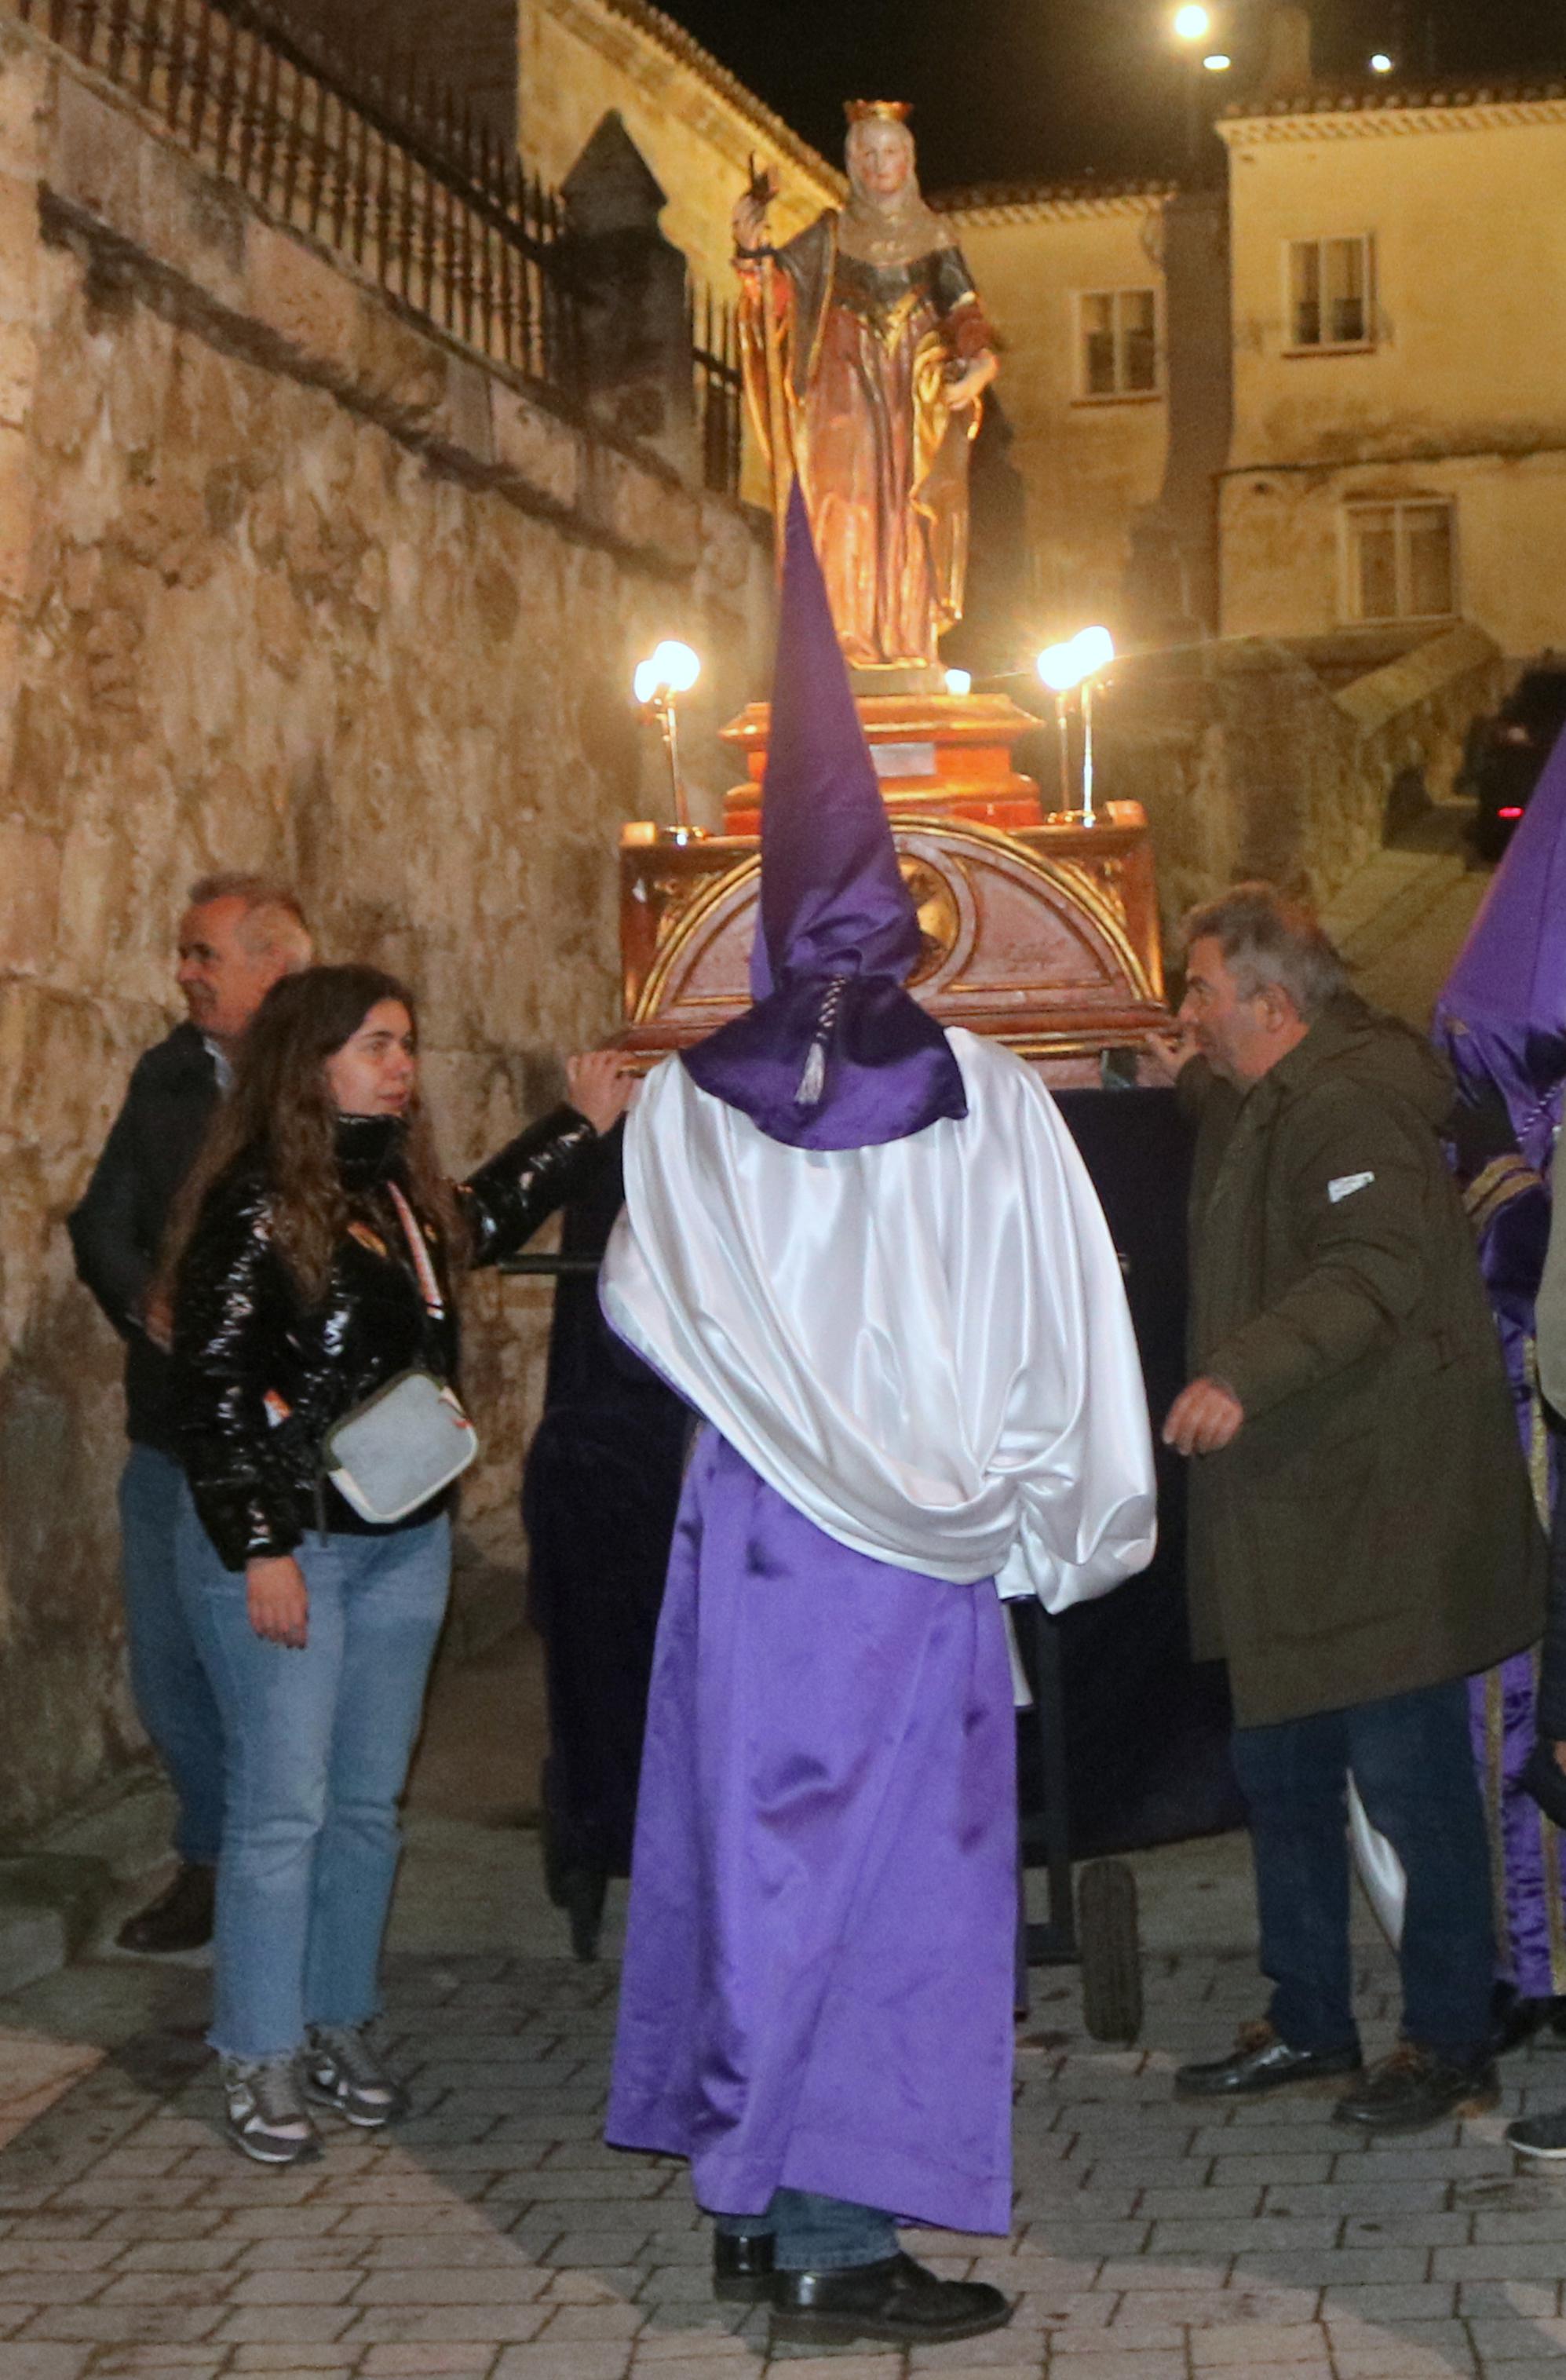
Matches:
[115,1863,215,1955]
[1175,2019,1361,2102]
[1332,2042,1500,2135]
[712,2230,774,2302]
[1492,1981,1557,2057]
[769,2251,1012,2347]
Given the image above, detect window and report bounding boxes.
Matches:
[1078,289,1159,398]
[1288,236,1374,350]
[1343,500,1455,622]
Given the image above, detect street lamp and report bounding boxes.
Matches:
[1036,627,1115,827]
[1369,51,1394,72]
[1173,3,1219,168]
[943,667,973,698]
[633,639,702,837]
[1203,53,1232,71]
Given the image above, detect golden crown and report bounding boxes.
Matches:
[844,100,913,126]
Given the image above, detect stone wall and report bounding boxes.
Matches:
[1102,621,1505,931]
[0,16,772,1839]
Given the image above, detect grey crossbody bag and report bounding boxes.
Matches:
[319,1182,479,1524]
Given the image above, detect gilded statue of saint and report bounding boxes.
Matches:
[732,103,998,673]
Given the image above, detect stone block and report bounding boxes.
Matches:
[491,385,579,509]
[0,1856,111,1994]
[0,2346,94,2377]
[0,35,49,183]
[244,222,362,387]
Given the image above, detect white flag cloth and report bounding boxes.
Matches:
[600,1028,1157,1611]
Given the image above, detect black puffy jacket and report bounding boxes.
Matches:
[172,1107,599,1570]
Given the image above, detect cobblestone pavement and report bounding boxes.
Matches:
[4,1917,1566,2380]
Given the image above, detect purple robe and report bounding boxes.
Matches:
[1451,1150,1561,1996]
[605,1426,1018,2235]
[1436,726,1566,1998]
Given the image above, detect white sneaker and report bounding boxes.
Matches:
[221,2054,323,2166]
[304,2024,410,2128]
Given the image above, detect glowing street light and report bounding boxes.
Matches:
[1369,51,1394,72]
[943,667,973,698]
[1035,627,1115,826]
[1173,4,1210,39]
[633,639,700,706]
[633,640,702,836]
[1203,52,1232,71]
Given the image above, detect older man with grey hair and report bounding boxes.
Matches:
[70,874,313,1953]
[1149,882,1543,2134]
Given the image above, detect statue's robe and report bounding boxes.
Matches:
[739,214,990,669]
[600,1031,1155,2230]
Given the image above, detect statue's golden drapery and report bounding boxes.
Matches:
[734,106,998,671]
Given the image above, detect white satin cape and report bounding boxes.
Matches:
[599,1028,1157,1612]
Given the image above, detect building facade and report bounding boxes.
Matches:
[938,182,1181,648]
[1218,80,1566,663]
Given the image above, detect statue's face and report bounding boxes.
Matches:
[848,122,914,202]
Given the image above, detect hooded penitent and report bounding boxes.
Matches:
[682,482,967,1151]
[1436,725,1566,1170]
[599,490,1153,2243]
[1433,724,1566,2004]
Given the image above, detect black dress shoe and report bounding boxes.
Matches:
[1332,2042,1499,2135]
[115,1863,215,1955]
[770,2251,1012,2347]
[712,2230,774,2302]
[1492,1981,1555,2057]
[1175,2019,1362,2101]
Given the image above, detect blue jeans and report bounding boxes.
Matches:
[120,1446,224,1866]
[175,1491,449,2061]
[713,2192,896,2272]
[1232,1677,1496,2063]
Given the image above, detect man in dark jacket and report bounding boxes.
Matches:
[1153,884,1545,2135]
[69,874,312,1951]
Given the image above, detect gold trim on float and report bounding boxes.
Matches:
[630,812,1157,1025]
[631,852,762,1023]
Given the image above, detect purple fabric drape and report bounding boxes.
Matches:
[606,1427,1017,2234]
[1434,724,1566,1997]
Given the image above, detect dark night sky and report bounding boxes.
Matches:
[659,0,1566,189]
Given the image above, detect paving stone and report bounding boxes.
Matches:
[356,2264,551,2309]
[631,2334,756,2361]
[1467,2319,1566,2360]
[88,2356,228,2375]
[344,2309,551,2345]
[228,2353,364,2371]
[361,2353,506,2375]
[540,2304,649,2339]
[226,2268,360,2302]
[115,2237,243,2269]
[1027,2357,1185,2379]
[485,2337,637,2375]
[1188,2324,1331,2364]
[16,2305,222,2342]
[211,2307,360,2344]
[0,2353,93,2378]
[1437,2244,1566,2280]
[0,2248,115,2275]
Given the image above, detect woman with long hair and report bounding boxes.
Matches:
[165,963,632,2164]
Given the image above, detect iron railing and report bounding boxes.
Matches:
[690,288,743,498]
[13,0,580,391]
[11,0,749,496]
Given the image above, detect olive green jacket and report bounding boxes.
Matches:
[1183,993,1545,1728]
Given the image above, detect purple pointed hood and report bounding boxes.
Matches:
[1433,721,1566,1170]
[682,486,967,1150]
